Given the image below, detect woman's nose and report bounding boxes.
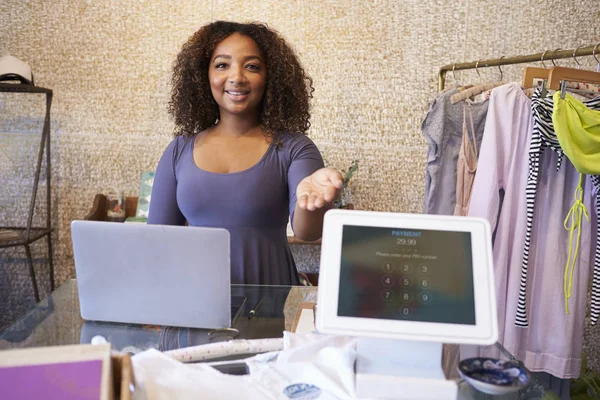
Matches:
[228,66,247,83]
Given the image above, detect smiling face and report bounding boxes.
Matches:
[208,32,267,121]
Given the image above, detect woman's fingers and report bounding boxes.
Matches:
[307,193,321,211]
[328,170,344,189]
[320,168,343,188]
[298,191,325,211]
[296,168,344,210]
[323,184,340,202]
[297,191,309,209]
[313,194,326,209]
[297,191,320,211]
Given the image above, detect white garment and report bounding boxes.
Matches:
[132,350,268,400]
[130,332,498,399]
[132,332,356,400]
[248,333,356,399]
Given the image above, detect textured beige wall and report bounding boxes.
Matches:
[1,0,600,365]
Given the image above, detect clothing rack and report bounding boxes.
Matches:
[438,44,600,91]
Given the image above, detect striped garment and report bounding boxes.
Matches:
[516,87,600,327]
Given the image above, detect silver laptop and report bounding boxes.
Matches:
[71,220,231,329]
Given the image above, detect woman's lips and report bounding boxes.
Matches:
[225,90,250,101]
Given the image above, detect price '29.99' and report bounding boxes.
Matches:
[397,238,417,246]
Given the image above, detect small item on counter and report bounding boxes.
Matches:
[106,188,126,222]
[125,216,148,224]
[458,357,531,396]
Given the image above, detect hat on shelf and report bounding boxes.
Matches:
[0,55,34,85]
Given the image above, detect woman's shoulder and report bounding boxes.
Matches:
[161,134,194,150]
[277,131,318,151]
[275,131,322,162]
[161,134,195,165]
[171,134,195,147]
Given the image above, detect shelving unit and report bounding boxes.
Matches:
[0,83,54,302]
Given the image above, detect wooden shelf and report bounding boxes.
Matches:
[0,83,52,94]
[1,84,55,301]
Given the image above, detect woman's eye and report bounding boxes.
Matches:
[246,64,261,71]
[215,63,228,69]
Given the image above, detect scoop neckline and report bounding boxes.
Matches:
[190,133,276,176]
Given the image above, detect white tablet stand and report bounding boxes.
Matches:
[355,338,456,399]
[316,210,498,400]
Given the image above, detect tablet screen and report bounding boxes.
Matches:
[337,225,476,325]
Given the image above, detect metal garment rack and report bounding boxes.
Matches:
[438,43,600,91]
[0,83,54,302]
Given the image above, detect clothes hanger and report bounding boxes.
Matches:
[549,66,600,97]
[547,46,600,95]
[452,64,465,90]
[593,42,600,73]
[572,46,583,70]
[557,46,600,99]
[546,49,561,96]
[450,60,504,103]
[451,69,503,104]
[453,63,478,92]
[521,50,550,88]
[449,64,473,92]
[497,56,505,82]
[450,81,504,104]
[539,48,562,97]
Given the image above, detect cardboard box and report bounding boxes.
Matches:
[112,353,134,400]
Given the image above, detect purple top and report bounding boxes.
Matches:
[148,132,324,285]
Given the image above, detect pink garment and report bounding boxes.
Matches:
[466,83,596,379]
[454,103,479,216]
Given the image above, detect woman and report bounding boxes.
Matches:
[148,21,343,285]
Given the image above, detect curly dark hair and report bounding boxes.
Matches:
[168,21,314,139]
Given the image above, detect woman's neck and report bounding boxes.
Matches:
[213,113,263,137]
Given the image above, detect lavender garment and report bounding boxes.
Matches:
[422,88,489,215]
[467,83,595,379]
[148,132,324,285]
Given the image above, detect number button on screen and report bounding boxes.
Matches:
[382,262,395,273]
[420,292,431,303]
[382,290,394,301]
[382,275,394,287]
[401,291,412,302]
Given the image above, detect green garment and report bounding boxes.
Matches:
[552,91,599,313]
[553,91,600,175]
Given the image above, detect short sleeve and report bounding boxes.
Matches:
[147,137,187,226]
[422,96,443,162]
[286,134,325,223]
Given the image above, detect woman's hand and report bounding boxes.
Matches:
[296,167,344,211]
